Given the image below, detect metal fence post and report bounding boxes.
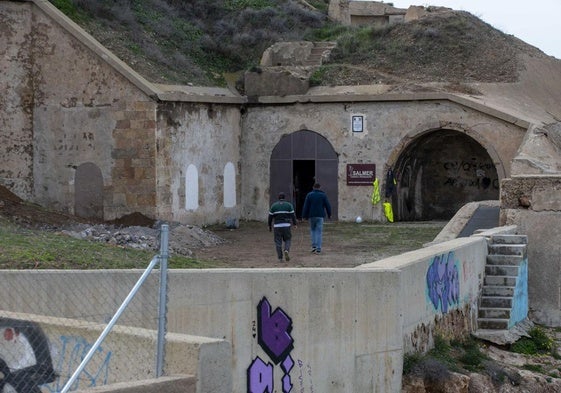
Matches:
[60,255,161,393]
[156,224,169,377]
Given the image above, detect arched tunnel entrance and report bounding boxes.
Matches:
[270,130,338,219]
[392,130,499,221]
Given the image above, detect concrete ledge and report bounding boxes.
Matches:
[0,311,231,393]
[74,375,196,393]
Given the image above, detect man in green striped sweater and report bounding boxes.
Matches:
[268,192,298,262]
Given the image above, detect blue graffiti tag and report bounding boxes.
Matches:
[426,252,460,313]
[248,297,294,393]
[43,335,111,392]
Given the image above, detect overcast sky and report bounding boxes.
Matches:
[385,1,560,59]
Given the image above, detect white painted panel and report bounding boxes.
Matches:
[224,162,236,208]
[185,164,199,210]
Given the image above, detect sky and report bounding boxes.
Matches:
[385,0,561,59]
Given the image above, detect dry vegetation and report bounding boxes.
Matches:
[49,0,547,89]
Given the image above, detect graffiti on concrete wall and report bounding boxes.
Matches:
[45,335,112,392]
[426,252,460,313]
[0,318,57,393]
[442,159,498,190]
[247,297,294,393]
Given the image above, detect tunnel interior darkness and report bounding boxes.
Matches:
[392,130,499,221]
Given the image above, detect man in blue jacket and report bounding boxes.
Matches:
[268,192,298,262]
[302,183,332,254]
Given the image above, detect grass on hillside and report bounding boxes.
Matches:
[0,216,444,270]
[49,0,331,86]
[0,217,214,269]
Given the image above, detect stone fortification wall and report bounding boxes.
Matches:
[155,101,242,226]
[0,2,35,199]
[1,1,159,220]
[30,3,157,220]
[242,97,526,222]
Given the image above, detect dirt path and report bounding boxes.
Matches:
[190,220,447,269]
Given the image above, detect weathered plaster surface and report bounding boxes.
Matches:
[0,2,34,198]
[156,102,242,226]
[242,100,525,221]
[4,2,157,219]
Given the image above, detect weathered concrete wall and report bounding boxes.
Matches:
[501,175,561,326]
[1,1,163,220]
[166,269,404,392]
[0,233,493,392]
[242,98,525,222]
[328,0,406,26]
[0,311,227,393]
[0,2,34,198]
[155,102,242,226]
[359,236,489,354]
[29,4,157,219]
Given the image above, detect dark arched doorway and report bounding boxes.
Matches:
[393,130,499,221]
[270,130,338,219]
[75,162,104,220]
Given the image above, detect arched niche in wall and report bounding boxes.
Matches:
[270,130,338,219]
[185,164,199,210]
[392,129,500,221]
[224,162,236,208]
[74,162,104,220]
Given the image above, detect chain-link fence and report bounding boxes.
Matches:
[0,226,170,392]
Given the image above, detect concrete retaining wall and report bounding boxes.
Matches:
[0,310,229,393]
[359,237,488,354]
[0,230,507,392]
[502,175,561,326]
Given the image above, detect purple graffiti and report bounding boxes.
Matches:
[282,355,294,392]
[426,252,460,313]
[257,297,294,364]
[247,357,273,393]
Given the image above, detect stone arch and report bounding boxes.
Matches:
[74,162,103,220]
[270,130,338,219]
[387,128,502,221]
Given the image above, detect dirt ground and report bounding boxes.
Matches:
[0,186,445,269]
[190,220,446,269]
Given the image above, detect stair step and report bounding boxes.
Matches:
[488,244,526,256]
[487,254,524,266]
[485,265,519,276]
[482,286,515,296]
[478,307,512,319]
[484,275,517,286]
[491,234,528,245]
[478,318,509,330]
[480,296,512,308]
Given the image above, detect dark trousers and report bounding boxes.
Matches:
[273,226,292,259]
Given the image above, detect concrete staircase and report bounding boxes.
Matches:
[477,234,528,330]
[302,41,337,66]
